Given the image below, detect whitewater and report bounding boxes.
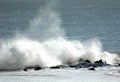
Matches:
[0,0,119,71]
[0,0,120,82]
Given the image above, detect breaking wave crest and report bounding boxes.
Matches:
[0,0,119,70]
[0,37,118,70]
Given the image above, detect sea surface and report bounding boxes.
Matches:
[0,0,120,82]
[0,0,120,52]
[0,67,120,82]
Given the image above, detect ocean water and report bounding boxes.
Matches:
[0,0,120,52]
[0,67,120,82]
[0,0,120,81]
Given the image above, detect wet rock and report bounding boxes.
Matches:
[23,68,28,71]
[85,60,91,63]
[69,60,91,68]
[116,63,120,67]
[69,59,111,69]
[94,60,104,64]
[51,59,112,69]
[50,66,61,69]
[34,66,42,70]
[24,65,42,71]
[113,63,120,67]
[25,66,35,69]
[94,59,111,67]
[50,65,68,69]
[88,67,95,71]
[69,64,79,68]
[77,62,91,68]
[75,60,92,68]
[118,64,120,66]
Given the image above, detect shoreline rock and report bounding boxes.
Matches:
[88,67,95,71]
[50,65,69,69]
[49,59,112,71]
[1,59,119,72]
[23,65,42,71]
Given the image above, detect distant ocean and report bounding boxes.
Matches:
[0,0,120,70]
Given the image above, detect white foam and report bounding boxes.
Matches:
[0,37,118,70]
[0,0,119,70]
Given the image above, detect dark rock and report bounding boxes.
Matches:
[50,59,111,70]
[24,65,42,71]
[69,60,92,69]
[69,64,79,68]
[94,59,104,64]
[23,68,28,71]
[88,67,95,71]
[94,59,111,67]
[118,64,120,66]
[76,61,93,68]
[115,63,120,67]
[34,66,42,70]
[85,60,91,63]
[25,66,36,69]
[94,60,103,67]
[50,66,60,69]
[77,62,90,68]
[50,65,68,69]
[69,59,111,69]
[93,63,103,67]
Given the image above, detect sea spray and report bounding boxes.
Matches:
[0,0,119,70]
[80,38,118,64]
[0,37,118,70]
[26,0,65,41]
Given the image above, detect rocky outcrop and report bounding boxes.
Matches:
[88,67,95,71]
[34,66,42,70]
[69,59,111,69]
[50,65,69,69]
[50,59,111,70]
[23,65,42,71]
[23,59,112,71]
